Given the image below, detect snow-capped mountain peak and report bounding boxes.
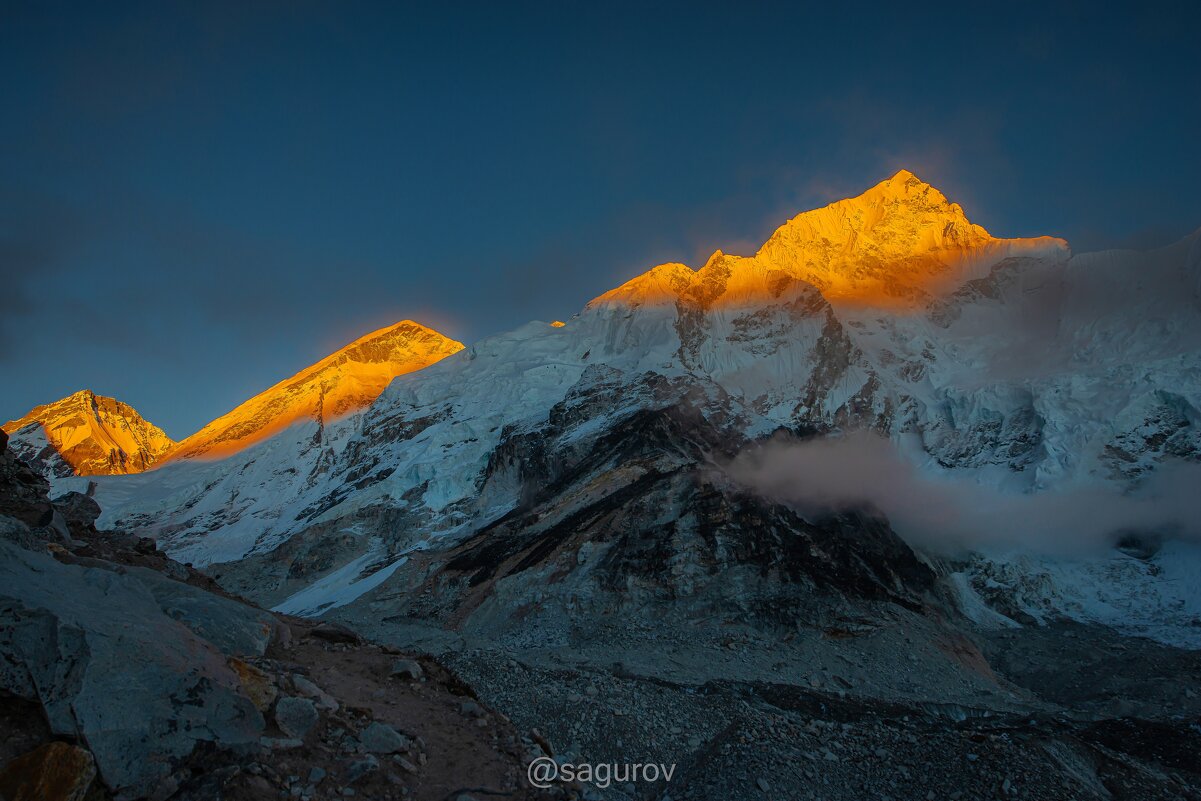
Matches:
[757,169,1069,306]
[2,389,175,477]
[165,320,464,461]
[593,170,1068,312]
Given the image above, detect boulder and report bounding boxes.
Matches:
[292,673,339,711]
[259,736,303,750]
[309,621,361,644]
[390,658,423,681]
[51,492,101,530]
[128,563,276,655]
[360,721,409,754]
[0,541,273,797]
[344,755,379,783]
[0,514,37,549]
[0,741,97,801]
[273,696,318,738]
[44,509,71,543]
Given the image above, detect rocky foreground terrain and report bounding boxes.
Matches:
[0,428,555,801]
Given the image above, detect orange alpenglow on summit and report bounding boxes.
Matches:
[590,170,1069,311]
[165,320,464,462]
[2,390,176,476]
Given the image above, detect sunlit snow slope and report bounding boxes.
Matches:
[165,320,464,461]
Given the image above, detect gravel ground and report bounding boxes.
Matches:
[426,620,1201,801]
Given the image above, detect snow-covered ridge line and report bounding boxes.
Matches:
[6,320,464,481]
[73,172,1201,647]
[165,320,464,462]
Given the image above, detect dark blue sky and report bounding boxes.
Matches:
[3,1,1199,437]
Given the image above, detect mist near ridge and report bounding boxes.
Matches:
[726,431,1201,556]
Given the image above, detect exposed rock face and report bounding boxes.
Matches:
[414,380,935,644]
[592,170,1067,311]
[2,321,463,483]
[2,389,174,478]
[756,169,1066,305]
[165,320,464,461]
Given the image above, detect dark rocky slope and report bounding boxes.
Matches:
[0,429,558,801]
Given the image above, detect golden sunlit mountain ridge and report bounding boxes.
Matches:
[2,390,175,476]
[165,320,464,461]
[591,170,1069,310]
[5,321,464,477]
[7,172,1064,478]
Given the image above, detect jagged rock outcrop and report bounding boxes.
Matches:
[0,428,53,531]
[50,491,100,530]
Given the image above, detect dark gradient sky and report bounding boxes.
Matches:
[3,1,1200,437]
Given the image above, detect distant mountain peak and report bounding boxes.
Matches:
[166,320,464,461]
[594,171,1068,310]
[2,390,175,477]
[877,167,936,193]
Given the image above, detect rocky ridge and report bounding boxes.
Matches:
[595,170,1066,310]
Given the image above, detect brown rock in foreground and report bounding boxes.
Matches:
[0,741,97,801]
